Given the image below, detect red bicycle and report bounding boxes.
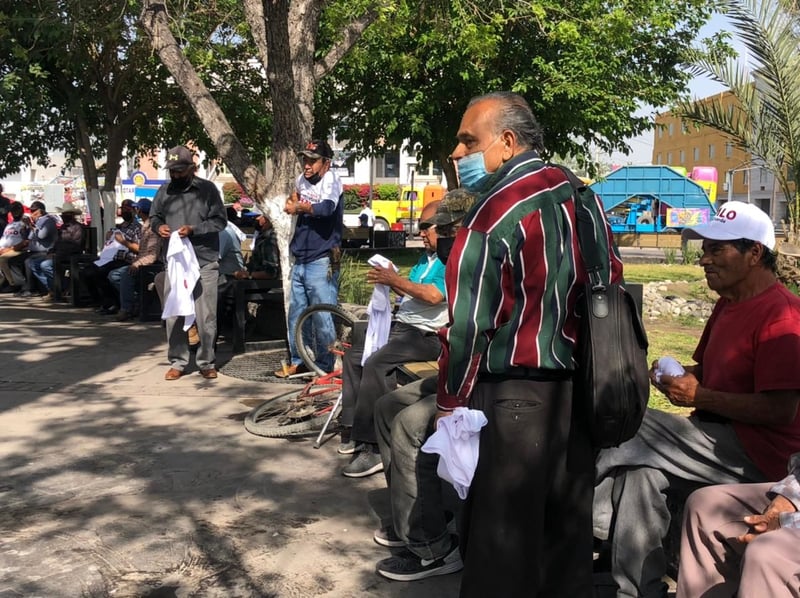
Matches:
[244,304,356,447]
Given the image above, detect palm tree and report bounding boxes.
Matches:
[676,0,800,247]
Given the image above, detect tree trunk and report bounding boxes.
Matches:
[73,116,105,250]
[141,0,307,322]
[102,124,128,194]
[141,0,382,336]
[141,2,269,200]
[439,150,457,190]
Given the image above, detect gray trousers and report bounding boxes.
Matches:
[374,376,456,561]
[163,261,219,371]
[343,321,441,444]
[594,408,766,598]
[677,482,800,598]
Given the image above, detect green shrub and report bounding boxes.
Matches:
[222,182,243,204]
[375,183,400,202]
[343,184,370,210]
[663,248,678,265]
[682,244,702,265]
[337,255,372,305]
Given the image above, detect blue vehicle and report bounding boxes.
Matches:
[591,166,716,234]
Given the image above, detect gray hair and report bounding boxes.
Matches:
[467,91,544,152]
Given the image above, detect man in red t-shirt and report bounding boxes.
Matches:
[593,201,800,598]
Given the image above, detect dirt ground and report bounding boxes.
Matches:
[0,297,460,597]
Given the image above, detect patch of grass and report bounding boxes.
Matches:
[682,244,702,265]
[645,320,697,416]
[337,256,372,305]
[663,248,678,265]
[338,248,426,305]
[624,263,705,284]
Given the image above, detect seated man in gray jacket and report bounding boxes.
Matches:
[14,200,59,297]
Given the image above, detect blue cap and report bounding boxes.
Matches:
[135,198,152,214]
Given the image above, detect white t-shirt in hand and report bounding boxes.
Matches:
[358,206,375,227]
[0,221,27,249]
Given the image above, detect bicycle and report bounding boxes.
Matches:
[293,302,357,377]
[244,303,357,446]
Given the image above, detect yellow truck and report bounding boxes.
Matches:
[345,184,445,233]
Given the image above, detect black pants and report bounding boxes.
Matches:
[459,378,594,598]
[342,321,441,445]
[82,259,127,307]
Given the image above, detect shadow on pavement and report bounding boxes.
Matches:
[0,297,461,597]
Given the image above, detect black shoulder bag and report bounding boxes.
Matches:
[556,166,650,449]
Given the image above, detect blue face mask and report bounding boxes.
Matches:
[456,152,490,191]
[456,136,503,191]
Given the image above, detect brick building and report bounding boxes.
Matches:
[652,90,787,223]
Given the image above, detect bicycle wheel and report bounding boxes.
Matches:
[294,303,356,376]
[244,384,342,438]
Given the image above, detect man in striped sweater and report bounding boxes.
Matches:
[437,91,622,597]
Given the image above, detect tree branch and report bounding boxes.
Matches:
[314,8,381,82]
[242,0,270,74]
[140,0,268,200]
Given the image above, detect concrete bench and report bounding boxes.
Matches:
[229,278,283,353]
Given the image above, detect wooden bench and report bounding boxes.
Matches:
[398,359,439,384]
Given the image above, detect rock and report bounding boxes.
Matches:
[643,282,714,321]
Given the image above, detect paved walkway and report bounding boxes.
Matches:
[0,295,460,597]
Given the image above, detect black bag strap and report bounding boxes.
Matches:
[549,164,611,291]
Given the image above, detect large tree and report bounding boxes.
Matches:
[0,0,189,236]
[318,0,716,184]
[140,0,389,279]
[140,0,715,212]
[676,0,800,241]
[0,0,270,240]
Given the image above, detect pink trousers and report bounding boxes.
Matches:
[677,482,800,598]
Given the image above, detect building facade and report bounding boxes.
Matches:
[652,90,786,223]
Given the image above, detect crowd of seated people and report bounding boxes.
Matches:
[1,199,281,350]
[0,199,79,297]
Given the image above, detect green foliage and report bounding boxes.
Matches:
[663,248,678,264]
[337,255,373,305]
[342,183,401,209]
[222,182,244,204]
[682,244,703,265]
[0,0,269,185]
[318,0,714,178]
[343,184,371,210]
[337,248,427,304]
[374,184,400,202]
[677,0,800,237]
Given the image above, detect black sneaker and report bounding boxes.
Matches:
[373,525,405,547]
[342,445,384,478]
[376,537,462,581]
[374,512,456,548]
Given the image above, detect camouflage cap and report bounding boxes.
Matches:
[428,188,478,226]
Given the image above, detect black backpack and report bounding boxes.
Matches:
[555,166,650,449]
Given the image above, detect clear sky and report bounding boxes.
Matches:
[607,13,732,166]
